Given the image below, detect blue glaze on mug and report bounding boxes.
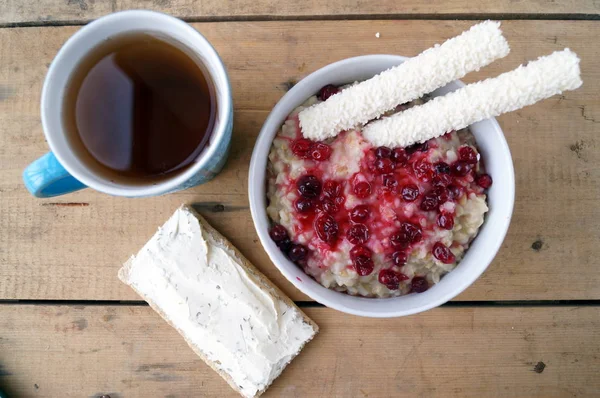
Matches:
[23,152,87,198]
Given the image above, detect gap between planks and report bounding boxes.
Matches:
[1,299,600,308]
[0,13,599,29]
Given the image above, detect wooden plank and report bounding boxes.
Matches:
[0,0,598,26]
[0,21,599,301]
[0,304,598,397]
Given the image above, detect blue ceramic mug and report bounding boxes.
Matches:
[23,10,233,198]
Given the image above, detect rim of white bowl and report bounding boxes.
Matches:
[249,55,515,317]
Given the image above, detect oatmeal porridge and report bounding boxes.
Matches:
[266,85,492,298]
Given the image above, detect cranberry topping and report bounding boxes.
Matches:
[311,142,332,161]
[288,244,308,262]
[432,186,449,204]
[382,174,398,192]
[420,193,439,211]
[314,213,338,244]
[392,148,409,165]
[390,222,422,249]
[432,242,456,264]
[347,224,370,244]
[353,256,374,276]
[476,174,493,189]
[378,269,409,290]
[392,251,408,266]
[432,173,453,187]
[350,244,371,259]
[349,205,370,223]
[297,175,321,198]
[291,139,312,159]
[318,84,340,101]
[459,146,478,164]
[434,161,451,174]
[451,161,473,177]
[447,184,463,200]
[353,181,372,198]
[278,238,293,253]
[391,148,409,165]
[269,225,288,242]
[318,198,339,214]
[401,184,420,202]
[406,142,429,154]
[294,197,315,213]
[413,159,433,182]
[374,158,394,174]
[323,180,342,198]
[437,213,454,230]
[375,146,392,158]
[411,276,429,293]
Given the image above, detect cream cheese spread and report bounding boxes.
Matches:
[121,207,316,398]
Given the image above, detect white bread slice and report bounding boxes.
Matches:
[118,205,318,398]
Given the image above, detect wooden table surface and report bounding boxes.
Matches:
[1,1,599,397]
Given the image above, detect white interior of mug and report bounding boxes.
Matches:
[249,55,515,317]
[41,10,231,196]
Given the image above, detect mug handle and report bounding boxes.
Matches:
[23,152,86,198]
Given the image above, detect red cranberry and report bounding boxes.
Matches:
[310,142,332,161]
[402,222,423,243]
[353,256,374,276]
[334,195,345,206]
[437,213,454,230]
[448,184,464,200]
[353,181,372,198]
[476,174,493,189]
[420,193,439,211]
[378,269,409,290]
[291,139,313,159]
[318,84,339,101]
[375,146,392,158]
[279,239,293,252]
[347,224,369,244]
[432,173,453,187]
[269,225,288,242]
[413,159,433,182]
[318,198,339,214]
[314,213,338,244]
[390,222,422,249]
[432,242,456,264]
[382,174,398,192]
[349,205,370,223]
[458,146,478,164]
[411,276,429,293]
[288,244,308,262]
[401,184,419,202]
[406,142,429,154]
[391,148,409,165]
[297,175,321,198]
[350,244,371,260]
[323,180,342,198]
[434,162,451,174]
[392,251,408,266]
[432,186,449,204]
[374,158,394,174]
[294,197,315,213]
[451,161,473,177]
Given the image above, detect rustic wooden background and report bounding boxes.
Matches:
[0,1,599,397]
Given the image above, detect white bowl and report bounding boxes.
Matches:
[249,55,515,317]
